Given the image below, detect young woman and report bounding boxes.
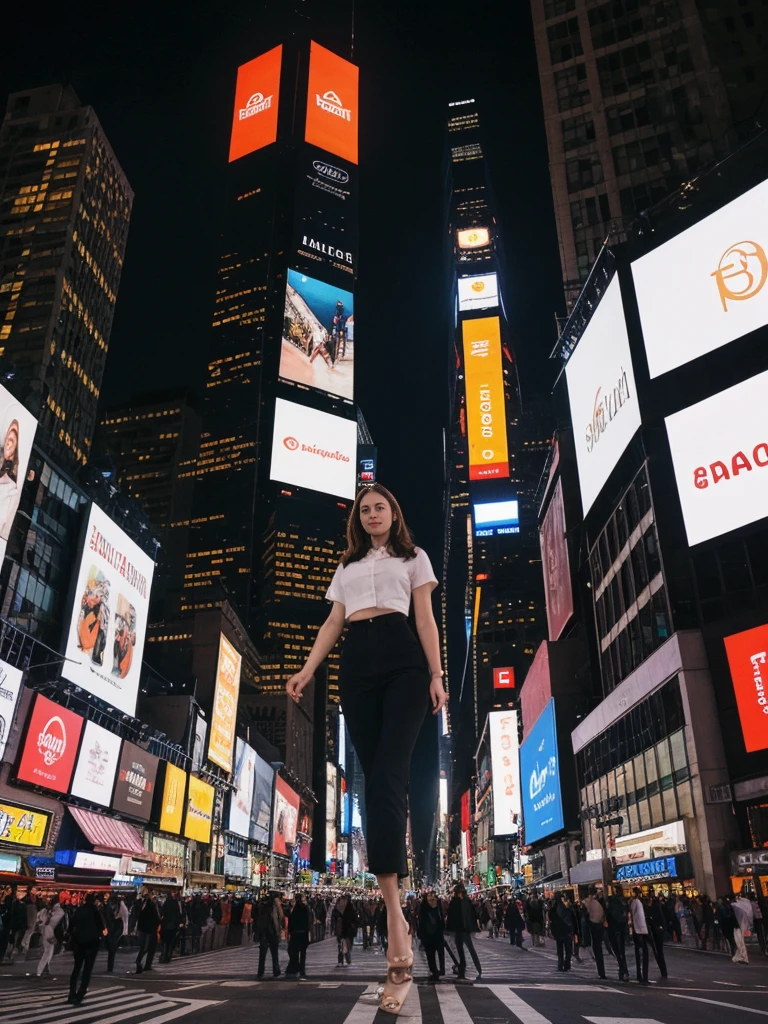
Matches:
[286,484,447,1014]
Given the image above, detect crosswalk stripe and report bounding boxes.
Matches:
[434,985,473,1024]
[670,994,768,1016]
[584,1018,666,1023]
[105,999,224,1024]
[485,986,553,1024]
[341,983,381,1024]
[0,992,164,1023]
[54,997,179,1024]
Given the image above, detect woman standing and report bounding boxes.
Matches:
[287,485,447,1014]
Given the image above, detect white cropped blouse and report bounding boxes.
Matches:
[326,546,438,618]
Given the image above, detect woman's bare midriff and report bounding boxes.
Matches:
[347,607,398,623]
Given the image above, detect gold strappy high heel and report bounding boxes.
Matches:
[380,937,414,1015]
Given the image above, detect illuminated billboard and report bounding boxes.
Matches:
[489,710,521,836]
[16,694,83,795]
[208,634,242,773]
[357,444,377,489]
[493,668,515,690]
[70,721,121,808]
[305,41,358,165]
[184,775,214,844]
[458,273,499,312]
[540,479,573,641]
[281,270,354,401]
[270,398,357,500]
[229,737,256,838]
[724,623,768,753]
[473,497,519,537]
[303,147,355,203]
[63,503,155,717]
[665,368,768,546]
[228,45,282,162]
[462,316,509,481]
[565,277,641,516]
[457,227,490,250]
[0,659,24,764]
[112,741,159,822]
[0,799,51,848]
[632,177,768,378]
[0,386,37,567]
[159,763,186,835]
[272,775,300,855]
[251,751,273,846]
[520,699,564,845]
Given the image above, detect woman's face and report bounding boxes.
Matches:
[359,492,394,541]
[4,429,17,461]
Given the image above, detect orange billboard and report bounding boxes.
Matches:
[462,316,510,481]
[208,634,242,772]
[228,45,282,163]
[305,41,358,165]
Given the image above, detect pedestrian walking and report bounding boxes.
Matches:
[419,891,448,983]
[504,898,526,950]
[285,893,311,980]
[525,891,546,947]
[646,891,668,979]
[160,891,183,964]
[332,894,358,966]
[286,484,446,1016]
[605,885,630,982]
[134,894,160,974]
[36,897,65,979]
[716,896,738,957]
[446,883,482,981]
[630,888,651,984]
[732,893,753,964]
[583,887,608,980]
[549,893,574,972]
[68,894,107,1006]
[255,894,282,979]
[104,896,123,973]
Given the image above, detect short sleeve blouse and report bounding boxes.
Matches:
[326,546,438,618]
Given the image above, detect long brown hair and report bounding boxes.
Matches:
[340,484,417,566]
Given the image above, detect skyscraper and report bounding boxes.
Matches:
[0,85,132,465]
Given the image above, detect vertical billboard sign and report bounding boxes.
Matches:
[489,710,521,836]
[0,660,24,764]
[540,479,573,641]
[0,386,37,565]
[326,763,338,864]
[70,721,122,807]
[251,752,274,846]
[16,694,83,795]
[63,503,155,718]
[229,737,256,838]
[184,775,214,844]
[724,623,768,753]
[281,269,354,401]
[270,398,357,500]
[159,763,186,835]
[272,775,300,855]
[461,316,510,481]
[208,634,242,773]
[305,41,359,165]
[112,741,159,821]
[228,45,282,162]
[520,699,564,844]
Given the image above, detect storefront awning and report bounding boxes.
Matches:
[67,806,146,856]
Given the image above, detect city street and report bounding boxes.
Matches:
[2,936,767,1024]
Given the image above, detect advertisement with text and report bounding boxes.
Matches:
[520,698,564,845]
[208,634,242,773]
[281,270,354,401]
[462,316,510,481]
[473,496,519,537]
[270,398,357,500]
[489,710,521,837]
[305,41,358,165]
[0,799,52,848]
[0,385,37,566]
[302,145,356,204]
[112,740,159,822]
[540,478,573,641]
[16,694,83,795]
[70,720,121,808]
[294,211,356,281]
[228,45,282,163]
[0,659,24,764]
[272,775,300,855]
[458,272,499,312]
[159,762,187,835]
[184,775,214,844]
[724,623,768,753]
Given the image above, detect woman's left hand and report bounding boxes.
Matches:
[429,676,448,715]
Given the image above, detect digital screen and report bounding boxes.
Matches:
[457,227,490,249]
[493,667,515,690]
[473,498,519,536]
[158,763,186,835]
[357,444,377,489]
[184,775,214,844]
[270,398,357,500]
[565,277,641,516]
[0,799,51,848]
[17,694,83,795]
[489,710,520,836]
[326,762,337,825]
[632,176,768,378]
[664,368,768,546]
[305,41,359,165]
[112,740,159,822]
[228,737,257,838]
[462,317,510,481]
[251,751,274,846]
[70,721,121,807]
[0,385,37,566]
[303,147,355,203]
[63,503,155,717]
[540,479,573,641]
[281,270,354,401]
[0,659,24,764]
[228,45,282,162]
[272,775,300,854]
[458,273,499,311]
[724,623,768,753]
[208,634,241,773]
[520,699,564,845]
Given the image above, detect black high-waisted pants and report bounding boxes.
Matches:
[339,612,430,877]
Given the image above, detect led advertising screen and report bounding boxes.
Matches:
[272,775,300,855]
[520,698,564,845]
[632,176,768,378]
[493,667,515,690]
[270,398,357,500]
[303,147,355,204]
[184,775,214,844]
[228,45,282,163]
[0,659,24,764]
[251,751,273,846]
[208,634,242,773]
[229,737,257,838]
[326,761,337,826]
[473,497,519,537]
[0,386,37,566]
[191,714,207,773]
[457,227,490,249]
[462,316,510,482]
[112,741,159,821]
[540,478,573,641]
[63,503,155,717]
[357,444,377,489]
[489,710,521,837]
[281,270,354,401]
[159,763,186,835]
[0,799,51,848]
[305,41,359,165]
[664,368,768,546]
[16,694,83,795]
[458,273,499,312]
[565,277,641,516]
[294,217,356,280]
[724,623,768,753]
[70,720,121,807]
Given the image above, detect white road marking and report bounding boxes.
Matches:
[0,990,155,1022]
[218,981,259,987]
[485,987,553,1024]
[584,1018,666,1024]
[713,980,739,986]
[670,994,768,1016]
[435,984,473,1023]
[126,1000,225,1024]
[165,983,214,991]
[341,990,382,1024]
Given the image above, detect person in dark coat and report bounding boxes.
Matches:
[419,891,450,982]
[104,896,124,973]
[548,893,575,972]
[605,885,630,982]
[525,891,546,947]
[285,894,311,980]
[504,898,526,950]
[446,884,482,981]
[135,894,160,974]
[646,891,668,979]
[255,894,283,979]
[331,895,358,966]
[160,891,183,963]
[68,894,107,1006]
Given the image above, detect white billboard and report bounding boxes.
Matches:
[458,273,499,312]
[0,660,23,763]
[489,710,521,837]
[270,398,357,499]
[565,277,641,515]
[70,720,122,807]
[63,503,155,717]
[228,737,256,838]
[665,368,768,546]
[632,177,768,378]
[0,385,37,565]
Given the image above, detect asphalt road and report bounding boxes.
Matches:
[2,934,767,1023]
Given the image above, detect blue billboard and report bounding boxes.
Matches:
[473,498,519,538]
[520,698,564,845]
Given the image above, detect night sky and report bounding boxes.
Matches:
[1,1,564,865]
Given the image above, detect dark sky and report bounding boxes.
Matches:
[1,1,564,866]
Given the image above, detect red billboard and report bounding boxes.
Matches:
[228,45,282,163]
[520,642,552,741]
[460,790,471,833]
[305,41,359,165]
[16,694,84,794]
[272,775,300,855]
[493,667,515,690]
[540,478,573,641]
[724,623,768,753]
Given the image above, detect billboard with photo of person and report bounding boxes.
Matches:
[251,751,274,846]
[280,269,354,401]
[228,737,257,838]
[272,775,300,855]
[0,385,37,565]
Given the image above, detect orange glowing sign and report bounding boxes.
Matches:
[305,41,358,165]
[457,227,490,249]
[462,316,509,481]
[229,46,282,163]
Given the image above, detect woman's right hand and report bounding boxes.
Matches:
[286,669,312,703]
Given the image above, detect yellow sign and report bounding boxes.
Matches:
[457,227,490,249]
[0,800,51,848]
[184,775,214,844]
[159,763,186,835]
[462,316,509,481]
[208,634,242,773]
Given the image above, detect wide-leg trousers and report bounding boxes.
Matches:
[339,612,430,878]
